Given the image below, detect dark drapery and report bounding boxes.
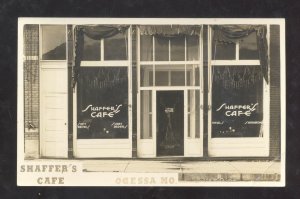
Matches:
[72,25,129,88]
[139,25,201,37]
[212,25,269,83]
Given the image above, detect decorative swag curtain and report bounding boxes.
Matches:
[211,25,269,83]
[72,25,129,88]
[139,25,202,37]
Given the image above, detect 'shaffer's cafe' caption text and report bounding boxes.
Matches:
[19,164,178,185]
[20,164,78,184]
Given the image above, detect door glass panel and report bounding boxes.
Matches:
[141,91,152,139]
[104,32,127,60]
[157,91,184,156]
[155,37,169,61]
[82,34,100,61]
[77,67,128,139]
[188,90,200,138]
[170,36,185,61]
[41,25,66,60]
[239,32,259,60]
[212,65,263,138]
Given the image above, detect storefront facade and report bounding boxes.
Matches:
[22,20,281,159]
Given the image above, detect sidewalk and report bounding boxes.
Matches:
[80,160,281,181]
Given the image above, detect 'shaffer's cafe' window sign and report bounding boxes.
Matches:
[77,67,129,139]
[212,65,264,138]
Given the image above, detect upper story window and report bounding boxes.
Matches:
[41,25,66,60]
[138,25,202,88]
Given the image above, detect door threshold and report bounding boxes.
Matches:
[155,156,185,158]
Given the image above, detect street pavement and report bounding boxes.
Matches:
[29,159,281,182]
[80,159,281,181]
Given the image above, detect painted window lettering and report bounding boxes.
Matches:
[82,104,123,118]
[216,103,259,117]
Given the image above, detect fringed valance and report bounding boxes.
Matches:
[212,25,269,83]
[139,25,201,37]
[72,25,129,88]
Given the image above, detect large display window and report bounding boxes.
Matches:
[73,25,132,158]
[212,65,263,138]
[208,25,270,157]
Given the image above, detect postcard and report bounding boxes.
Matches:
[17,18,285,186]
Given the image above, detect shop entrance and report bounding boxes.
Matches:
[156,91,184,156]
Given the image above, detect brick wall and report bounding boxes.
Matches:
[269,25,281,159]
[23,25,40,159]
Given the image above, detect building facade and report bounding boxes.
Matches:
[22,22,281,160]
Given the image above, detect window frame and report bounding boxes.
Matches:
[207,25,270,157]
[73,25,133,157]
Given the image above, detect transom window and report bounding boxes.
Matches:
[140,33,201,88]
[82,31,128,61]
[212,31,259,61]
[41,25,66,60]
[140,35,200,62]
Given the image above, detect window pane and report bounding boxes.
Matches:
[171,36,185,61]
[140,35,153,61]
[155,37,169,61]
[212,41,236,60]
[212,65,263,138]
[104,32,127,60]
[155,71,169,86]
[239,32,259,60]
[82,34,100,60]
[187,35,199,61]
[140,65,153,86]
[171,71,185,86]
[41,25,66,60]
[188,90,200,138]
[186,65,200,86]
[141,90,152,139]
[77,67,128,139]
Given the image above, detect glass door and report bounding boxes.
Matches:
[156,91,184,156]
